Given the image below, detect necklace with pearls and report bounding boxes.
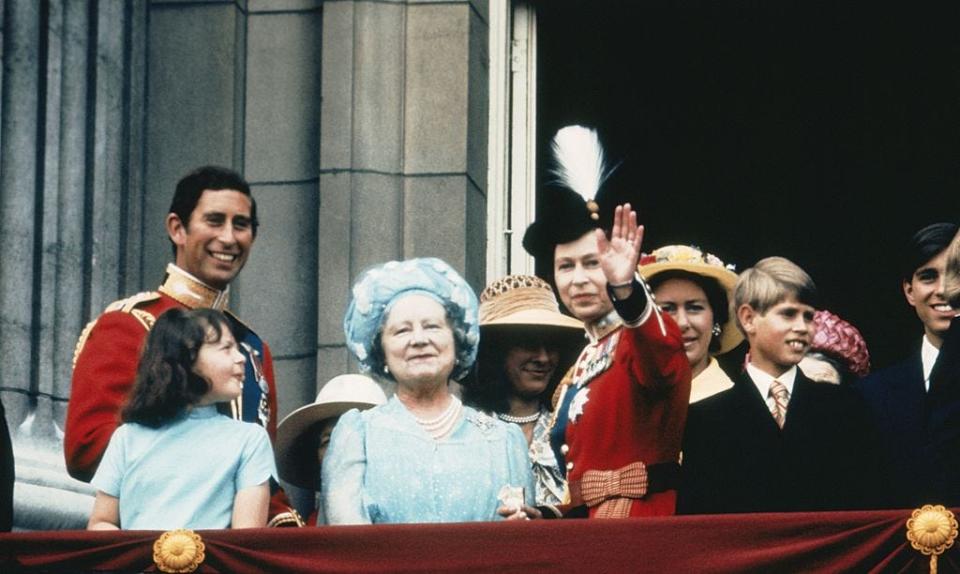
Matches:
[413,396,462,440]
[496,410,541,425]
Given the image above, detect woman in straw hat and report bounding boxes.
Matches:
[323,257,536,523]
[522,126,691,518]
[462,275,584,513]
[639,245,742,403]
[275,374,387,525]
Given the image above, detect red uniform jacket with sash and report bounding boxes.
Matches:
[552,279,691,518]
[65,265,300,526]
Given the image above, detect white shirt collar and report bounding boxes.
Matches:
[921,334,941,392]
[747,362,798,399]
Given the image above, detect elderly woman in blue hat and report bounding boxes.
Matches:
[322,258,536,524]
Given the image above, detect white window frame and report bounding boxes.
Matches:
[487,0,538,278]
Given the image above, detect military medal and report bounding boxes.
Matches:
[241,342,272,429]
[573,331,619,388]
[568,387,590,424]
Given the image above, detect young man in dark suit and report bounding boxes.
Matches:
[857,222,960,509]
[679,257,880,514]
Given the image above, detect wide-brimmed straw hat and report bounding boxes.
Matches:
[275,374,387,490]
[638,245,742,355]
[479,275,584,331]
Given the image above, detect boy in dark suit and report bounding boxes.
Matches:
[858,222,960,508]
[679,257,880,514]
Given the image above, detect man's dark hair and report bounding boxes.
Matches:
[903,222,959,281]
[121,308,235,428]
[168,165,258,256]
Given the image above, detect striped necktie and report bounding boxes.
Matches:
[767,380,790,428]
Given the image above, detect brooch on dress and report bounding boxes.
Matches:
[466,411,496,435]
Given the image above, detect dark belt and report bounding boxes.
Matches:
[568,461,680,518]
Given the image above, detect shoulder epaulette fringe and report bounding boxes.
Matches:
[72,291,162,370]
[116,291,162,313]
[72,319,98,371]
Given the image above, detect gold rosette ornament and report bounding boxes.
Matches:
[153,529,206,573]
[906,505,958,574]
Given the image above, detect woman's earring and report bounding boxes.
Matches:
[712,323,722,338]
[383,365,390,375]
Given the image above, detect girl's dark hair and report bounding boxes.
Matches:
[463,326,581,414]
[649,270,729,353]
[121,308,234,428]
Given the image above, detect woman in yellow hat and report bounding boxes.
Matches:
[639,245,742,403]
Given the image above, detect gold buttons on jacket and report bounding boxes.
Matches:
[566,461,574,471]
[560,444,570,455]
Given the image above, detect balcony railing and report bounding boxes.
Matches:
[1,506,957,573]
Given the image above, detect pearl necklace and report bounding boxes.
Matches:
[413,396,462,440]
[497,410,541,425]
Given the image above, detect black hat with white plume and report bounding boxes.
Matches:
[522,125,619,261]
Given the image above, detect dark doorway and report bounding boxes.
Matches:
[533,1,960,370]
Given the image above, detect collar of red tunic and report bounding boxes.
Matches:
[584,310,622,344]
[158,263,230,311]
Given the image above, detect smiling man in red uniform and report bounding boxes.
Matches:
[65,165,301,526]
[523,126,691,518]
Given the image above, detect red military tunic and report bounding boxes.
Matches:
[65,264,301,526]
[551,280,691,518]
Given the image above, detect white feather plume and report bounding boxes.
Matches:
[549,125,612,202]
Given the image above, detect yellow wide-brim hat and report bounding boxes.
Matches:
[638,245,742,355]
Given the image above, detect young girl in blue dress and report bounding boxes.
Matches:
[87,308,277,530]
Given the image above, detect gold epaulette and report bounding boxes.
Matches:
[72,291,162,370]
[105,291,162,330]
[115,291,162,312]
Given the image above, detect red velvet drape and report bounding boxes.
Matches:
[2,509,957,573]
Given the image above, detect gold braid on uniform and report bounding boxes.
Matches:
[72,319,99,371]
[71,292,161,370]
[267,508,306,528]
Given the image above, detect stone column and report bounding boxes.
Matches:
[1,0,147,530]
[317,0,489,386]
